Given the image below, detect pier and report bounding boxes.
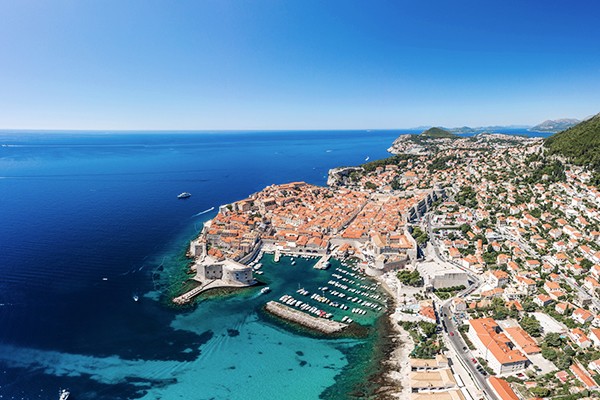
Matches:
[313,254,331,270]
[274,249,281,262]
[265,301,348,334]
[172,280,221,305]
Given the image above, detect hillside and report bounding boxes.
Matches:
[419,127,460,139]
[529,118,580,133]
[544,112,600,183]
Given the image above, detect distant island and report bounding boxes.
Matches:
[419,127,460,139]
[529,118,581,133]
[409,124,531,132]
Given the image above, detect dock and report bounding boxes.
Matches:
[274,249,281,262]
[313,254,331,270]
[172,278,254,305]
[264,301,348,334]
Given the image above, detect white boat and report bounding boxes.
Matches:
[178,192,191,199]
[133,295,139,302]
[59,389,70,400]
[261,287,271,294]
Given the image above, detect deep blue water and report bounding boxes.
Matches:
[0,129,545,399]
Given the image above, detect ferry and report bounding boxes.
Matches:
[59,389,70,400]
[261,287,271,294]
[178,192,191,199]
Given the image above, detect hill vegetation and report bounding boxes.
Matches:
[419,127,460,139]
[544,112,600,184]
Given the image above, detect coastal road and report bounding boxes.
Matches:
[440,303,498,400]
[424,214,495,399]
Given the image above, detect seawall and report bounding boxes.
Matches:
[264,301,348,334]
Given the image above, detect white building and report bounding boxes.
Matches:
[417,261,469,290]
[467,318,528,374]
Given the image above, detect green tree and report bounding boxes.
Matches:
[397,270,423,286]
[492,297,505,307]
[541,348,557,361]
[494,307,508,320]
[555,353,572,369]
[460,223,471,236]
[419,321,438,338]
[530,387,549,397]
[544,333,563,347]
[509,304,519,319]
[520,315,541,337]
[522,301,536,313]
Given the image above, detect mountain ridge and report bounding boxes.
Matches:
[529,118,580,133]
[544,112,600,184]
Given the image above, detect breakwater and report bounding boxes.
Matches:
[265,301,348,334]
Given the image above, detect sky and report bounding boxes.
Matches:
[0,0,599,130]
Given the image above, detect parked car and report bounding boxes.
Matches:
[450,332,454,336]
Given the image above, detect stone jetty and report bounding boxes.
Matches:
[313,254,331,270]
[264,301,348,334]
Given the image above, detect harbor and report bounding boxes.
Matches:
[252,252,389,332]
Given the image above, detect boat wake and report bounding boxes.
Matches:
[192,207,215,217]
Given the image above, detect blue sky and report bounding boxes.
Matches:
[1,0,599,130]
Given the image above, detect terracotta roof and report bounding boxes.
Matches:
[489,377,520,400]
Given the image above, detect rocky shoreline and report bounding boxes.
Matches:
[368,276,413,400]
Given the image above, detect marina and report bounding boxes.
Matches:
[250,252,388,330]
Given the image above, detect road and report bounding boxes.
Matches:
[439,302,497,400]
[421,212,497,400]
[562,275,600,311]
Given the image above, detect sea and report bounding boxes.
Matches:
[0,128,546,400]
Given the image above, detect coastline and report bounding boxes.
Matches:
[375,274,414,400]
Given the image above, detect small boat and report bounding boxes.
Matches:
[178,192,191,199]
[133,295,139,302]
[59,389,70,400]
[261,287,271,294]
